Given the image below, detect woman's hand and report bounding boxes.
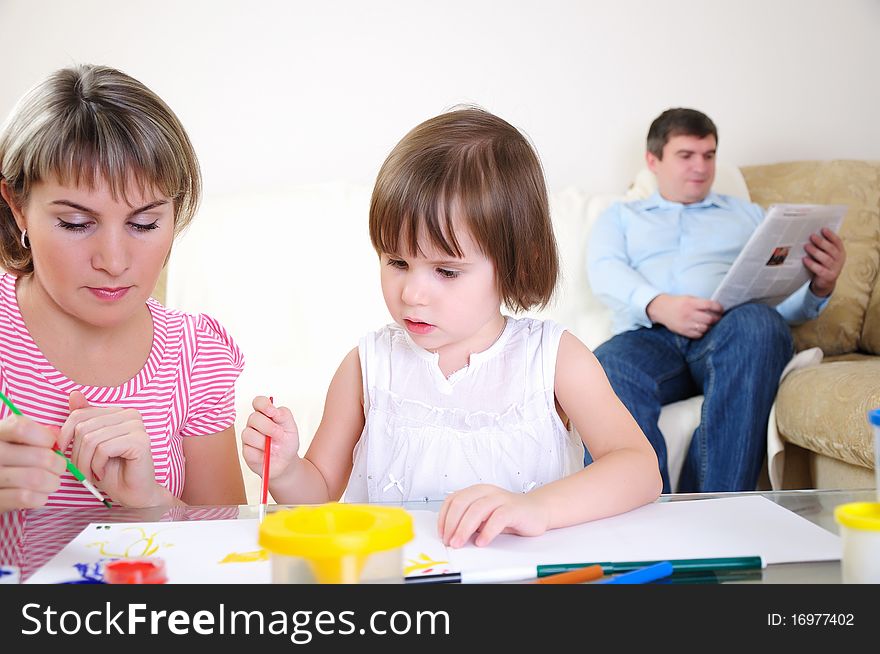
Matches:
[0,414,66,511]
[241,395,301,481]
[438,484,550,548]
[57,391,164,508]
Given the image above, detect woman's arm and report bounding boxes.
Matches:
[181,426,246,506]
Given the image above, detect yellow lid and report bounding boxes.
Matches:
[834,502,880,532]
[258,503,414,557]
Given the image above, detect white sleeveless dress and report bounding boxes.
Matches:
[344,316,585,502]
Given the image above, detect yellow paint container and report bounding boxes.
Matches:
[258,503,414,583]
[834,502,880,583]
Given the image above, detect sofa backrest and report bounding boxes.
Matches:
[741,161,880,356]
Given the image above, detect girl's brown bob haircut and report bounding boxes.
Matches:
[369,107,559,313]
[0,64,201,275]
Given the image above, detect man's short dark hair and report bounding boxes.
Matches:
[646,108,717,159]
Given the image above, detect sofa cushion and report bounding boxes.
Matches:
[860,263,880,354]
[775,354,880,469]
[740,160,880,356]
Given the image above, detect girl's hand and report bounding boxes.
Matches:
[57,391,163,508]
[437,484,550,548]
[0,415,67,511]
[241,396,301,481]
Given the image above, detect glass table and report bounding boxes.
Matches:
[660,488,875,583]
[2,488,875,583]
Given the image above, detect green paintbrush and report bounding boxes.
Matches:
[0,389,111,508]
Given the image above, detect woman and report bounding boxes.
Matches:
[0,64,246,512]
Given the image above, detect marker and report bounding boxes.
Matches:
[258,396,274,522]
[598,561,674,584]
[0,390,111,508]
[537,556,764,576]
[406,567,537,584]
[658,569,764,584]
[405,556,763,584]
[534,564,604,585]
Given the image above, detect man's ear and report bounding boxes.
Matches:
[0,180,26,232]
[645,150,660,174]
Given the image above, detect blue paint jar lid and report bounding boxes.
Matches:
[869,408,880,427]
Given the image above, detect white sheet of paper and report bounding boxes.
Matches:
[440,495,840,573]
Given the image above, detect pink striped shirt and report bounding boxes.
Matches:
[0,273,244,507]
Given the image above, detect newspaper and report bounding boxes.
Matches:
[711,203,846,311]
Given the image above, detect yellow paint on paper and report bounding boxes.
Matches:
[87,526,174,558]
[219,549,269,563]
[404,552,450,576]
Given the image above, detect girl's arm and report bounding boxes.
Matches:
[181,426,247,506]
[537,330,662,522]
[439,331,661,547]
[255,348,366,504]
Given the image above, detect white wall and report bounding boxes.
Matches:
[2,0,879,197]
[3,0,879,502]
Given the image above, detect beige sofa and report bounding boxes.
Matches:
[741,160,880,489]
[150,163,877,500]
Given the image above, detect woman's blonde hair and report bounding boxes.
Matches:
[369,107,558,312]
[0,64,201,275]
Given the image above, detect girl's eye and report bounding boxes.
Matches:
[437,268,460,279]
[387,258,407,269]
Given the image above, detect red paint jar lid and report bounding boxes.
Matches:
[104,558,167,584]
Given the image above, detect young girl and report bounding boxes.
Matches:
[0,64,246,512]
[242,108,661,547]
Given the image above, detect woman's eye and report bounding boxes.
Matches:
[130,221,159,232]
[56,219,90,232]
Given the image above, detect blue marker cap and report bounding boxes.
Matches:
[868,408,880,427]
[599,561,674,585]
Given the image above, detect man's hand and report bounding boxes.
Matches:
[805,227,846,297]
[646,294,724,339]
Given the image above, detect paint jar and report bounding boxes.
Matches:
[833,502,880,583]
[258,503,413,583]
[870,408,880,499]
[104,557,168,584]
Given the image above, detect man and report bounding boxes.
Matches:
[587,108,845,493]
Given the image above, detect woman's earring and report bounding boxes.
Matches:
[20,229,29,249]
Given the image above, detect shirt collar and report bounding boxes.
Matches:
[643,191,729,210]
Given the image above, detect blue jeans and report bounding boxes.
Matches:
[593,303,794,493]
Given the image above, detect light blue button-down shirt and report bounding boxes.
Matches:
[587,191,829,335]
